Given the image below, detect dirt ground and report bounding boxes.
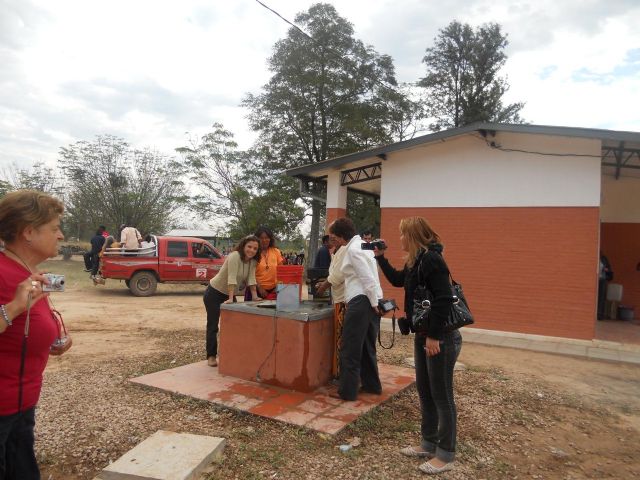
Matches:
[34,258,640,479]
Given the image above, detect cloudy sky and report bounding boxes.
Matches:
[2,0,639,170]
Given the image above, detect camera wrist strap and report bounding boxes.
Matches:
[17,292,33,413]
[378,310,396,350]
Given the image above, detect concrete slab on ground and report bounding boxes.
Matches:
[94,430,225,480]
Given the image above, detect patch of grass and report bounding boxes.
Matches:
[618,403,638,415]
[495,459,511,473]
[511,409,533,424]
[457,441,479,458]
[349,408,392,433]
[40,258,90,287]
[463,364,491,373]
[480,385,496,396]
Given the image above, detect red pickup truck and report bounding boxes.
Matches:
[100,235,225,296]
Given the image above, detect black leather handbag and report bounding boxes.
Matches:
[411,255,474,333]
[447,280,474,331]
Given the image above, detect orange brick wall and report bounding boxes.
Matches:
[326,208,347,231]
[601,223,640,311]
[379,207,600,340]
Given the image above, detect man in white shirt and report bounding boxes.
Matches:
[120,223,142,250]
[329,217,383,401]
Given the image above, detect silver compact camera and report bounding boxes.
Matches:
[43,273,65,292]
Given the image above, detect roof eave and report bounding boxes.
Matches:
[285,122,640,178]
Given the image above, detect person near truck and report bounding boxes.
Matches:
[119,223,142,250]
[0,189,70,479]
[203,235,262,367]
[83,226,105,272]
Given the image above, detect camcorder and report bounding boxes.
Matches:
[42,273,65,292]
[361,239,387,251]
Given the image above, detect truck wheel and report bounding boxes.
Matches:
[129,272,157,297]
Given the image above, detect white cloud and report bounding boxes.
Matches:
[1,0,639,171]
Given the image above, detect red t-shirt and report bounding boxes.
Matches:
[0,253,58,415]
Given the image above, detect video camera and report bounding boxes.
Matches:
[361,239,386,251]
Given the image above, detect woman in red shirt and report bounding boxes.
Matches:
[0,189,68,480]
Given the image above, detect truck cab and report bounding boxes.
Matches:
[101,235,225,296]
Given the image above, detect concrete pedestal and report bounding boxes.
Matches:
[95,430,225,480]
[218,301,334,392]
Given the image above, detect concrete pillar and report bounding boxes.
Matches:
[325,170,347,230]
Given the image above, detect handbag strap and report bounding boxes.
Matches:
[422,245,461,288]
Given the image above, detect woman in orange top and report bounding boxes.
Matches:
[254,226,284,299]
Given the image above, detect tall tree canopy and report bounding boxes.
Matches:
[59,135,187,236]
[419,21,525,131]
[1,162,63,196]
[243,3,404,261]
[177,123,304,241]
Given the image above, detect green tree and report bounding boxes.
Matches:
[177,124,304,241]
[243,3,401,264]
[374,83,427,142]
[59,135,187,237]
[419,21,525,131]
[347,191,380,238]
[1,162,64,197]
[0,180,11,198]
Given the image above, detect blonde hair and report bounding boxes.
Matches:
[0,189,64,243]
[399,216,441,267]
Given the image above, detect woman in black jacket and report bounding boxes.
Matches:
[374,216,462,475]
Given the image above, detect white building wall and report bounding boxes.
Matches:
[601,174,640,222]
[380,133,602,208]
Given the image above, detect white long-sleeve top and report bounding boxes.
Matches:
[327,244,348,303]
[341,235,383,307]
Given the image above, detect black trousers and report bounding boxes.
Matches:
[338,295,382,400]
[83,251,93,270]
[203,286,229,358]
[0,408,40,480]
[414,330,462,462]
[90,254,101,276]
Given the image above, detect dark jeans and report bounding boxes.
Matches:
[0,408,40,480]
[414,330,462,463]
[338,295,382,400]
[90,254,101,276]
[83,251,93,270]
[203,286,229,358]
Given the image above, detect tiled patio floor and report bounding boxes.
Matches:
[131,362,415,435]
[595,318,640,345]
